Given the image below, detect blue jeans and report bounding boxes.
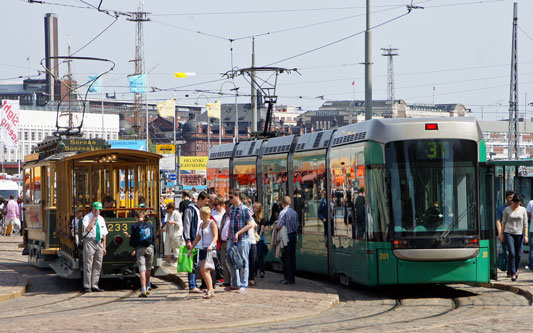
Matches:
[187,251,199,290]
[226,238,251,289]
[529,231,533,271]
[504,232,524,276]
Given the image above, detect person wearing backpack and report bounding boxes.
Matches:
[82,202,108,293]
[226,190,254,294]
[123,210,156,297]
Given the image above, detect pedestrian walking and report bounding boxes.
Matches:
[4,195,20,236]
[183,191,209,293]
[188,206,218,299]
[123,210,156,297]
[163,203,184,267]
[226,190,254,294]
[501,193,528,281]
[277,196,299,284]
[253,202,268,279]
[220,199,232,286]
[82,201,108,293]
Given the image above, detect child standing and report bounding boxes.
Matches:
[123,211,155,297]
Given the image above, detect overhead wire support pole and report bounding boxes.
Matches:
[508,2,518,159]
[364,0,372,121]
[381,46,398,117]
[127,4,150,141]
[225,66,299,138]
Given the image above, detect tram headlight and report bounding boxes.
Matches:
[114,235,123,245]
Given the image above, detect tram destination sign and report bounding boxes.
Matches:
[61,138,108,152]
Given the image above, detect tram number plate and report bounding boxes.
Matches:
[107,223,128,232]
[379,253,389,260]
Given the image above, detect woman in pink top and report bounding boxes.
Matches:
[4,195,20,235]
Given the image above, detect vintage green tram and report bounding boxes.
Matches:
[23,137,164,279]
[207,118,498,286]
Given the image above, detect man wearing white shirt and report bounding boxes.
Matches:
[82,202,108,293]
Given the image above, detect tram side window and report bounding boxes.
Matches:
[293,150,327,236]
[261,155,288,223]
[366,166,390,241]
[32,167,42,204]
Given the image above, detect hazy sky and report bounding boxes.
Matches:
[2,0,533,120]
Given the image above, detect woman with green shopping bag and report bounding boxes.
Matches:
[188,206,219,299]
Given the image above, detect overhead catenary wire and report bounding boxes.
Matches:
[263,6,417,67]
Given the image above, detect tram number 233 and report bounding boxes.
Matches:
[107,223,128,232]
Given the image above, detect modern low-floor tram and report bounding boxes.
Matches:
[207,117,497,286]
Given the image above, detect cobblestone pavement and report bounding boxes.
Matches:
[1,236,532,332]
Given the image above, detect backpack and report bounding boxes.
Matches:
[226,245,244,269]
[138,221,153,247]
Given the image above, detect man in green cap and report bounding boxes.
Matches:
[82,201,108,293]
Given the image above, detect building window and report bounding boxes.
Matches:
[24,131,29,141]
[31,132,35,141]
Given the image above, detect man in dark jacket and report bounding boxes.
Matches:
[182,191,208,293]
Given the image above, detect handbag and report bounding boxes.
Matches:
[497,241,508,272]
[177,245,197,273]
[204,250,216,271]
[254,230,261,243]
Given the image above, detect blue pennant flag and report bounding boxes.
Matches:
[128,74,146,93]
[88,75,102,93]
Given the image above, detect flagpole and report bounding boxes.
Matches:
[145,76,149,152]
[207,115,210,154]
[101,77,104,137]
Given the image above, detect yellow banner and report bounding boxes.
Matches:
[156,144,175,154]
[180,156,208,170]
[157,99,175,118]
[206,100,221,119]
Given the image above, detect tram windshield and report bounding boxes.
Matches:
[386,139,478,235]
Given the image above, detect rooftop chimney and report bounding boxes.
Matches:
[44,13,59,101]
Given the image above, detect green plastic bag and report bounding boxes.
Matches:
[177,246,197,273]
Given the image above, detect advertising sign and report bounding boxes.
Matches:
[180,156,208,170]
[156,144,175,154]
[181,174,206,186]
[0,100,19,149]
[108,140,146,151]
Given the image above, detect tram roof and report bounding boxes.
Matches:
[331,117,482,146]
[234,140,264,158]
[295,129,334,152]
[262,135,296,155]
[57,149,162,164]
[208,143,236,159]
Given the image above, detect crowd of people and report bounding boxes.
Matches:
[158,189,299,298]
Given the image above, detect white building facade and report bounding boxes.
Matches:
[1,107,119,163]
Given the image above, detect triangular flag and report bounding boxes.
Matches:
[206,100,221,119]
[157,99,175,118]
[174,72,196,78]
